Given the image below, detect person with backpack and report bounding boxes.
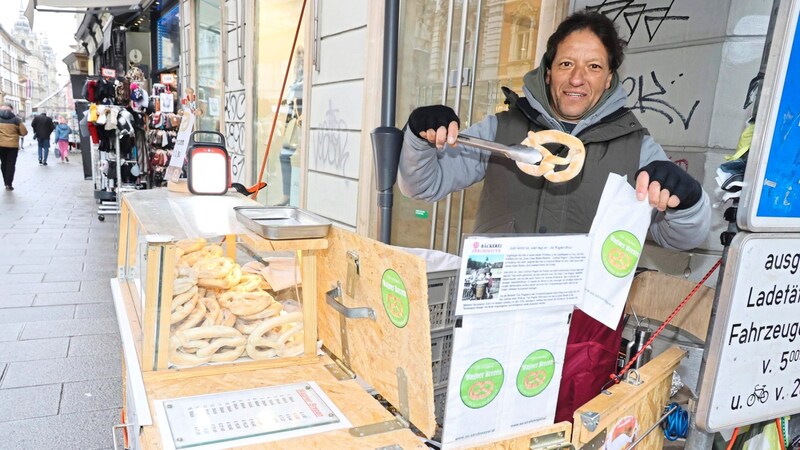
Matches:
[0,102,28,190]
[31,111,56,165]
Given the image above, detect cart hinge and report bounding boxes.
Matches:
[322,348,357,381]
[582,429,607,450]
[350,368,411,437]
[375,446,404,450]
[530,430,574,450]
[580,411,600,432]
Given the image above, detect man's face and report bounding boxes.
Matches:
[545,29,613,122]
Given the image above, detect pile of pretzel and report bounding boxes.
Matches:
[168,238,305,368]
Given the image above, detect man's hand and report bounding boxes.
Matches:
[636,161,702,211]
[407,105,460,149]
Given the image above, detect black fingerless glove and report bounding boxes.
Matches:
[406,105,459,136]
[636,161,702,210]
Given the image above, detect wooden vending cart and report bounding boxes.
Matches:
[111,189,439,449]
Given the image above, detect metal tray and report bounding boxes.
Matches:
[234,206,331,240]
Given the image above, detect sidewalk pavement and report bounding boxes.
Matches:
[0,131,121,449]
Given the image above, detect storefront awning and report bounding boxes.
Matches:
[31,0,146,13]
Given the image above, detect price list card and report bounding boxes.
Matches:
[161,382,343,448]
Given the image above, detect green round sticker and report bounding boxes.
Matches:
[381,269,409,328]
[600,230,641,278]
[460,358,504,408]
[516,350,555,397]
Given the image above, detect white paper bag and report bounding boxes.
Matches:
[581,173,652,329]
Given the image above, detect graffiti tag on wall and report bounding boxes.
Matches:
[622,71,700,130]
[224,90,246,180]
[312,100,351,175]
[585,0,690,43]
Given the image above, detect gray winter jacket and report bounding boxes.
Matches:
[397,68,711,251]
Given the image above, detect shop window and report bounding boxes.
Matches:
[252,0,306,206]
[157,4,181,70]
[509,4,536,62]
[196,0,222,132]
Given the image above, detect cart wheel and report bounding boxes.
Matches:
[98,215,105,221]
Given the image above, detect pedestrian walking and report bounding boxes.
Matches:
[0,102,28,190]
[54,116,73,163]
[31,111,55,165]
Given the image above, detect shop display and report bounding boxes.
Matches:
[167,238,304,368]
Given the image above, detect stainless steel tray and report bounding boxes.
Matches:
[234,206,331,240]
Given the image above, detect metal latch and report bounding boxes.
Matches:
[530,430,574,449]
[580,411,600,432]
[326,283,376,320]
[345,250,359,298]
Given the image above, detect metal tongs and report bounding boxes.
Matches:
[457,134,543,166]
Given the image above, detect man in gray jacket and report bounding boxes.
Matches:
[398,11,710,421]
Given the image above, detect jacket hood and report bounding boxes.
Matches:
[521,57,626,135]
[0,109,15,120]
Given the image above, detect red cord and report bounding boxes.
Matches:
[777,418,786,450]
[252,0,308,200]
[608,259,722,386]
[726,427,739,450]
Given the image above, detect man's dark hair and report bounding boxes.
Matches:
[543,10,627,72]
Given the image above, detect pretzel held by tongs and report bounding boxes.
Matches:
[518,130,585,183]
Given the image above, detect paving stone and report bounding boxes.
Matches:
[51,255,101,265]
[0,305,75,324]
[5,281,80,296]
[10,264,68,274]
[21,249,87,258]
[0,255,51,266]
[0,273,44,284]
[2,354,121,388]
[60,378,122,414]
[43,271,116,282]
[68,334,121,357]
[21,318,119,340]
[0,324,22,342]
[74,303,116,319]
[55,241,93,250]
[0,384,62,422]
[0,407,120,450]
[34,291,111,306]
[0,338,69,363]
[2,243,58,251]
[0,264,9,273]
[0,294,35,309]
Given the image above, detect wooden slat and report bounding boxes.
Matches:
[317,227,436,437]
[155,244,177,370]
[117,200,130,277]
[139,357,427,449]
[302,251,319,358]
[626,271,715,342]
[141,245,163,372]
[145,355,320,383]
[572,347,686,449]
[239,232,329,252]
[119,279,143,360]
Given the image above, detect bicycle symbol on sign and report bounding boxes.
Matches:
[747,384,769,407]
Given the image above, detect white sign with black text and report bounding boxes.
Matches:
[697,232,800,431]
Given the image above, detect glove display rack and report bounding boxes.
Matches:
[110,189,683,449]
[90,105,141,221]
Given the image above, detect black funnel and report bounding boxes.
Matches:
[372,127,403,191]
[371,126,403,243]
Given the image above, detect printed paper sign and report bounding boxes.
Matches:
[455,235,590,315]
[580,174,652,329]
[442,307,572,447]
[166,108,196,182]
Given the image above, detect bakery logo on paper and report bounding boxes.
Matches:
[460,358,504,408]
[600,230,641,278]
[471,240,502,254]
[381,269,410,328]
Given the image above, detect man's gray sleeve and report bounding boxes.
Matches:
[639,135,711,250]
[397,115,498,202]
